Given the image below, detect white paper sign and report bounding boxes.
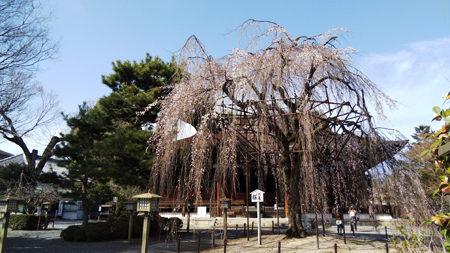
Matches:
[197,206,207,218]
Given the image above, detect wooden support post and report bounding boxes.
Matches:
[217,183,220,217]
[0,212,10,253]
[246,158,250,241]
[285,192,288,218]
[336,163,346,244]
[141,212,150,253]
[223,207,228,241]
[187,206,190,233]
[276,196,280,235]
[128,210,133,244]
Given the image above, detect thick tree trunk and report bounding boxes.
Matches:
[281,143,307,238]
[81,180,89,228]
[35,136,60,176]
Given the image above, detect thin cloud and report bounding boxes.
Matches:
[359,37,450,140]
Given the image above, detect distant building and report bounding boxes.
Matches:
[0,153,67,175]
[0,152,82,220]
[0,149,13,160]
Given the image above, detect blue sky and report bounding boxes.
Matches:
[1,0,450,154]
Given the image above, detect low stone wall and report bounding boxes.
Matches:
[162,212,394,230]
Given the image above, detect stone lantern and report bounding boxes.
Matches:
[0,196,24,253]
[0,196,22,213]
[219,198,232,241]
[132,191,163,253]
[125,200,137,245]
[133,192,163,212]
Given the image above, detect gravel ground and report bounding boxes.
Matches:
[1,219,213,253]
[1,219,400,252]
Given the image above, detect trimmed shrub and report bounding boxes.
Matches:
[84,225,99,242]
[99,226,112,241]
[112,221,129,239]
[132,215,144,237]
[60,225,81,241]
[60,213,164,242]
[8,214,47,230]
[73,228,86,242]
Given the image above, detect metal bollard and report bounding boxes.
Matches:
[224,239,227,253]
[236,224,238,239]
[385,242,389,253]
[278,240,281,253]
[197,231,201,253]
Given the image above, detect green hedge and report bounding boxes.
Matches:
[60,213,179,242]
[8,214,48,230]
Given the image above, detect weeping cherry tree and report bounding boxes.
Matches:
[147,20,403,238]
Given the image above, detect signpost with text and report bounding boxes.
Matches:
[250,189,264,245]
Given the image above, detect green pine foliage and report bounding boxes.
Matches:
[55,54,177,227]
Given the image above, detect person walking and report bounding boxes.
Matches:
[348,206,358,236]
[335,210,343,235]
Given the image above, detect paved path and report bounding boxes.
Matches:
[0,219,396,252]
[0,219,235,253]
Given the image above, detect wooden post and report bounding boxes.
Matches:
[128,210,133,244]
[246,158,250,241]
[251,221,254,234]
[311,169,319,249]
[385,226,388,240]
[272,220,274,233]
[224,239,227,253]
[336,163,346,244]
[278,240,281,253]
[334,243,337,253]
[276,196,280,234]
[223,207,228,241]
[37,203,43,231]
[187,205,190,233]
[285,192,288,218]
[244,223,246,237]
[385,242,389,253]
[177,235,180,253]
[217,183,220,217]
[0,212,10,253]
[235,224,238,239]
[141,212,150,253]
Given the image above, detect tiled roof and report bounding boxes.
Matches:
[0,150,13,156]
[0,153,67,175]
